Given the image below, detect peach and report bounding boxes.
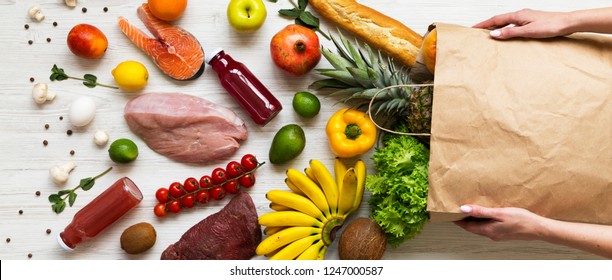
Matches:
[67,24,108,59]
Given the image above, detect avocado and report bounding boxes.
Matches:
[269,124,306,164]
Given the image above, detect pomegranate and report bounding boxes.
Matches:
[270,24,321,76]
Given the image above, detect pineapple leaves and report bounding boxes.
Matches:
[321,47,354,71]
[316,69,362,87]
[331,31,354,65]
[346,67,374,88]
[310,78,353,89]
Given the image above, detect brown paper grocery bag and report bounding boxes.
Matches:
[427,23,612,224]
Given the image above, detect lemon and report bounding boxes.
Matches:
[112,61,149,91]
[108,138,139,163]
[292,91,321,118]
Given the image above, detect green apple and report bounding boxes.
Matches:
[227,0,267,32]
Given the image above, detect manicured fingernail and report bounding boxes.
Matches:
[460,205,472,213]
[490,29,502,37]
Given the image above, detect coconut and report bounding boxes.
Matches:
[338,217,387,260]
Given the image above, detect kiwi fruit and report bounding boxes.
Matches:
[120,222,156,254]
[338,217,387,260]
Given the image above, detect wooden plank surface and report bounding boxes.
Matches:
[0,0,608,260]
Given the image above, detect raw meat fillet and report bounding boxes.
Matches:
[118,4,204,80]
[124,93,248,163]
[161,192,262,260]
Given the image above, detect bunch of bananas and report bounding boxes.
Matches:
[255,159,366,260]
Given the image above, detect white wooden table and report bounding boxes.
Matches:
[0,0,607,260]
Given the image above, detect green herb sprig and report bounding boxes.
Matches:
[273,0,331,40]
[50,64,119,89]
[48,167,113,214]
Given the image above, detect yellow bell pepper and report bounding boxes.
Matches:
[326,108,377,158]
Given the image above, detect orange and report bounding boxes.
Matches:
[148,0,188,21]
[421,28,437,74]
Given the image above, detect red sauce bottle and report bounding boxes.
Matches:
[57,177,143,251]
[207,48,282,126]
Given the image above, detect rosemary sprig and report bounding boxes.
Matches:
[48,167,113,214]
[50,64,119,89]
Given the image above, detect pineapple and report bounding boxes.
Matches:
[310,32,433,134]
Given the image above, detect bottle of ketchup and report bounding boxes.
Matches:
[57,177,143,251]
[207,48,282,126]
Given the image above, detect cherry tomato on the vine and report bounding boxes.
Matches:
[211,168,227,185]
[168,200,182,213]
[168,182,185,198]
[155,188,169,203]
[241,154,258,172]
[181,194,195,208]
[196,189,210,204]
[210,186,225,200]
[238,173,256,188]
[226,161,244,179]
[154,203,167,217]
[199,175,213,189]
[223,180,241,194]
[183,177,199,193]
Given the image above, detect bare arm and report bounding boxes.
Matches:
[473,7,612,39]
[455,205,612,259]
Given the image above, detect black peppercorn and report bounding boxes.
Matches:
[46,38,51,43]
[67,129,73,135]
[59,116,63,121]
[43,140,48,146]
[103,7,108,12]
[46,229,51,234]
[24,24,29,30]
[82,7,87,13]
[28,40,33,45]
[70,150,75,156]
[6,238,10,243]
[53,21,58,27]
[44,124,49,129]
[18,210,23,215]
[35,191,41,196]
[27,253,32,258]
[30,77,35,82]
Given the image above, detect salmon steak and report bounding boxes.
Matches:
[118,4,204,80]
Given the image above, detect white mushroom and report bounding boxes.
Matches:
[28,6,45,22]
[69,97,96,127]
[32,83,56,104]
[65,0,77,7]
[93,129,109,146]
[49,162,76,185]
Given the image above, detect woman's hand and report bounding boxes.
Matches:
[473,9,573,39]
[453,205,547,241]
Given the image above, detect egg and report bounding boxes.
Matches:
[69,97,96,127]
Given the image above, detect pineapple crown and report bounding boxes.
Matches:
[309,30,431,118]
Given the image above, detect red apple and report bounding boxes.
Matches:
[67,24,108,59]
[270,24,321,76]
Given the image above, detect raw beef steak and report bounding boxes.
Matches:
[161,192,262,260]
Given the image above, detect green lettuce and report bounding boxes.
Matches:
[366,125,430,247]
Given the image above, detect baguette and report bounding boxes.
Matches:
[309,0,423,67]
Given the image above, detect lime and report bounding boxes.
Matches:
[292,91,321,118]
[112,60,149,91]
[269,124,306,164]
[108,138,139,163]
